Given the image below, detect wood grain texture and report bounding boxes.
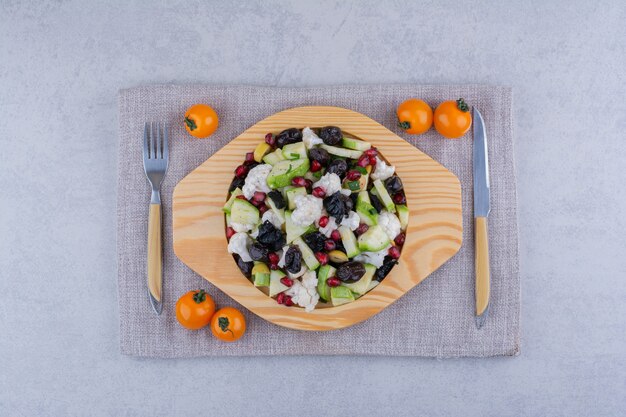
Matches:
[474,216,490,316]
[147,203,162,302]
[172,106,463,331]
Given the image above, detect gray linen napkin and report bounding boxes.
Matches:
[117,85,519,358]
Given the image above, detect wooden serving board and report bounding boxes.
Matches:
[172,106,463,331]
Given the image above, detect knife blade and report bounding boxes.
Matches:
[473,107,491,328]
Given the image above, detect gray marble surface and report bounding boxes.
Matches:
[1,1,624,416]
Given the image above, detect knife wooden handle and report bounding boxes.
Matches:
[475,216,490,316]
[147,203,162,303]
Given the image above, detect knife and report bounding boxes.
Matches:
[473,107,491,329]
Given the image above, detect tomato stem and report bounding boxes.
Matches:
[218,317,235,337]
[398,120,411,130]
[456,98,469,112]
[192,289,207,303]
[184,116,197,131]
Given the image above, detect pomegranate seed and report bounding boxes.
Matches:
[235,195,247,200]
[276,293,285,304]
[388,246,401,259]
[369,156,377,166]
[284,295,294,307]
[270,263,279,270]
[312,187,326,198]
[324,239,336,251]
[394,232,406,246]
[280,277,294,287]
[244,152,255,164]
[253,191,266,202]
[326,277,341,287]
[291,176,306,187]
[364,148,378,158]
[235,165,248,178]
[346,170,361,181]
[357,155,369,167]
[304,179,313,190]
[250,198,261,207]
[225,227,236,239]
[315,252,329,265]
[355,223,369,236]
[268,252,280,264]
[330,229,341,241]
[393,192,406,204]
[258,203,268,214]
[318,216,329,228]
[265,133,275,146]
[311,160,322,172]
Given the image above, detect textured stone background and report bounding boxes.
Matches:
[0,1,624,416]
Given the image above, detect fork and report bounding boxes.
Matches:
[143,122,169,315]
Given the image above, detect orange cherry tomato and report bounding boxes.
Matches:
[184,104,219,138]
[210,307,246,342]
[433,98,472,139]
[175,290,216,330]
[396,99,433,135]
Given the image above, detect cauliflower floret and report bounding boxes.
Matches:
[354,244,392,268]
[339,188,352,196]
[227,232,253,262]
[261,209,284,229]
[371,157,395,181]
[242,164,272,199]
[341,210,360,231]
[378,211,402,240]
[302,127,324,149]
[291,194,323,226]
[286,270,319,312]
[312,172,342,196]
[318,215,338,237]
[230,222,255,233]
[277,245,289,268]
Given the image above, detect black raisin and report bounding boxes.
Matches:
[275,128,302,148]
[319,126,343,145]
[284,246,302,274]
[268,190,286,209]
[375,256,398,281]
[308,147,331,166]
[229,176,245,193]
[256,221,286,251]
[303,231,326,253]
[326,159,348,178]
[323,192,346,221]
[369,192,384,213]
[235,255,254,278]
[336,261,366,283]
[385,176,404,194]
[341,193,354,213]
[249,242,269,262]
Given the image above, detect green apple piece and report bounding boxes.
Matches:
[330,285,355,306]
[367,279,380,292]
[373,179,396,213]
[320,144,363,160]
[282,142,307,160]
[225,214,232,227]
[263,148,285,165]
[293,236,321,270]
[317,264,336,302]
[357,225,390,252]
[396,204,409,231]
[285,210,313,243]
[267,158,310,189]
[341,136,371,151]
[356,191,378,226]
[252,262,270,287]
[266,197,285,223]
[338,226,360,258]
[286,186,307,210]
[230,199,260,225]
[343,264,376,295]
[222,187,243,214]
[269,270,289,296]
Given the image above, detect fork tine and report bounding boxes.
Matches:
[156,122,162,159]
[162,123,169,160]
[151,122,157,159]
[143,122,149,159]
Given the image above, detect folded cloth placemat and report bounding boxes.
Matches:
[117,84,519,358]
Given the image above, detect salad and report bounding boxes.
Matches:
[223,126,408,311]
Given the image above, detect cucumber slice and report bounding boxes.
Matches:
[356,191,378,226]
[266,197,285,223]
[373,179,395,213]
[263,148,285,165]
[293,236,321,270]
[225,214,232,227]
[317,265,336,302]
[282,142,307,160]
[285,211,314,243]
[286,187,307,210]
[357,225,390,252]
[339,226,360,258]
[252,262,270,287]
[269,270,289,296]
[222,187,243,214]
[396,204,409,231]
[267,158,310,189]
[254,142,272,162]
[366,279,380,292]
[320,144,363,160]
[343,264,376,295]
[230,199,260,225]
[330,285,355,306]
[341,136,371,151]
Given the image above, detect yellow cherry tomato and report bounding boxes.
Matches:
[433,98,472,139]
[184,104,219,138]
[396,99,433,135]
[175,290,216,330]
[210,307,246,342]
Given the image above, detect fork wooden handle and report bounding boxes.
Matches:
[147,203,162,306]
[475,216,490,316]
